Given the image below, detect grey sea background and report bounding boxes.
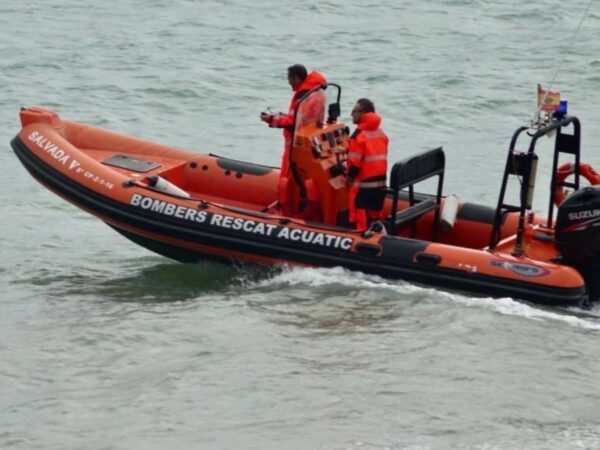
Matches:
[2,1,600,449]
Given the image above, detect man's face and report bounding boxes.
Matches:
[288,74,302,91]
[351,103,363,124]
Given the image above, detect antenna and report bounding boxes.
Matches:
[532,0,593,123]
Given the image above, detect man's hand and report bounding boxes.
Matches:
[260,112,273,124]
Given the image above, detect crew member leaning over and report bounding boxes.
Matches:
[346,98,389,231]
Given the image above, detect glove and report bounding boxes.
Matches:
[329,163,345,177]
[347,165,359,179]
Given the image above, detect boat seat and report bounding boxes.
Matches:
[388,147,445,239]
[392,198,438,227]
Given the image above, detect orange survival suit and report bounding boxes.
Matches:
[346,111,389,230]
[266,71,327,178]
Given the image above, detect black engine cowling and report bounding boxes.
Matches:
[555,186,600,302]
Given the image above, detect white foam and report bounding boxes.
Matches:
[254,266,600,331]
[448,294,600,331]
[256,266,426,293]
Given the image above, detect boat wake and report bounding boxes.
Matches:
[253,266,600,331]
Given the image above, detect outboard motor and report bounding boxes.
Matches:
[555,186,600,302]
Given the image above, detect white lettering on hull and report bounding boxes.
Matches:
[27,131,114,190]
[130,194,353,251]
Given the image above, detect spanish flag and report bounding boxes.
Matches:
[537,84,561,111]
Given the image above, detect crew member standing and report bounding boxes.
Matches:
[346,98,389,230]
[260,64,327,195]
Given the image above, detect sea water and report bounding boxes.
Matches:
[2,1,600,448]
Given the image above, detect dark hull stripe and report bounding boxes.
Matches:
[12,136,587,306]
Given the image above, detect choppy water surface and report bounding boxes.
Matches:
[2,1,600,448]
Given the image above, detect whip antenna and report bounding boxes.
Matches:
[534,0,593,120]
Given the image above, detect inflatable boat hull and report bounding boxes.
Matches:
[11,108,588,307]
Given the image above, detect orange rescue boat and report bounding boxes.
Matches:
[11,84,600,307]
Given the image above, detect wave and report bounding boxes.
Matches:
[252,266,600,331]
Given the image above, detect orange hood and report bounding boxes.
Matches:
[358,112,382,131]
[296,71,327,92]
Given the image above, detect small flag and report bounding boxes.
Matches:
[537,84,561,111]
